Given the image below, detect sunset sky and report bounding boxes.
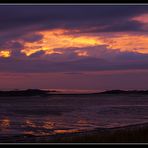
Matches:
[0,4,148,90]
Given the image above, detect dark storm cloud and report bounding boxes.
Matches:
[0,49,148,73]
[21,34,43,42]
[91,20,144,33]
[0,5,148,32]
[0,5,147,48]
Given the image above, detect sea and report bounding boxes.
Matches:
[0,89,148,139]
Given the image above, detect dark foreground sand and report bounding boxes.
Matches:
[1,122,148,143]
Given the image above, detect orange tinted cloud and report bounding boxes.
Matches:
[13,29,148,57]
[104,34,148,54]
[19,29,104,56]
[75,50,89,57]
[132,13,148,23]
[0,50,11,58]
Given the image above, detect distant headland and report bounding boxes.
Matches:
[0,89,57,97]
[96,89,148,95]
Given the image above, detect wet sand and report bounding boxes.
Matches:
[1,122,148,143]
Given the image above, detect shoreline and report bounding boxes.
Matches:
[1,122,148,143]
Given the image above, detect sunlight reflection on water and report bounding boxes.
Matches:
[0,94,148,137]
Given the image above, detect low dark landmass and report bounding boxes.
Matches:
[0,89,57,97]
[1,122,148,143]
[97,90,148,95]
[0,89,148,97]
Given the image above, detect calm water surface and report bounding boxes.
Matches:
[0,94,148,137]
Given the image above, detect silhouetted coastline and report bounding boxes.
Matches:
[94,89,148,95]
[0,89,148,97]
[0,89,56,97]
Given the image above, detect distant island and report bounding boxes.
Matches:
[0,89,57,97]
[0,89,148,97]
[96,89,148,95]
